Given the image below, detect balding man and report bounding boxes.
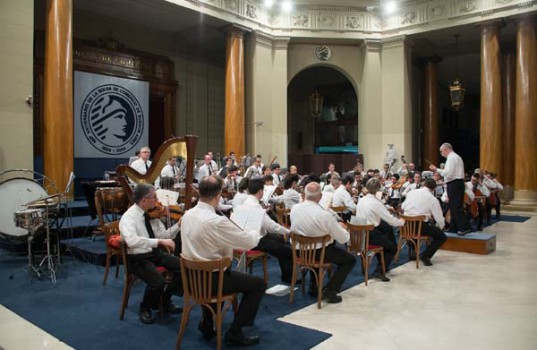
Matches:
[130,146,152,175]
[430,143,471,235]
[290,182,356,303]
[197,155,214,181]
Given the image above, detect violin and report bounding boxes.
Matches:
[391,175,408,189]
[147,201,183,221]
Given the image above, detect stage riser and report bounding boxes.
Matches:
[440,233,496,255]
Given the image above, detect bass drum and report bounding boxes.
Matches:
[0,177,48,238]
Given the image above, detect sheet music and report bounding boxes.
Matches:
[231,206,265,232]
[350,215,367,225]
[319,191,333,210]
[263,185,276,204]
[156,189,179,206]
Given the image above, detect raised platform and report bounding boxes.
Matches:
[441,232,496,255]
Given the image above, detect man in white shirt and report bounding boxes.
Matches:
[244,157,263,178]
[236,178,293,283]
[119,184,182,324]
[290,182,356,303]
[181,175,265,346]
[466,173,491,231]
[356,178,405,281]
[430,142,471,235]
[130,146,152,175]
[196,155,214,182]
[160,157,179,180]
[401,178,447,266]
[402,172,422,198]
[332,175,356,220]
[271,163,283,186]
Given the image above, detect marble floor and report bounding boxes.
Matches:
[1,211,536,350]
[281,211,537,350]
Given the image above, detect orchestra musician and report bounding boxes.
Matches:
[197,155,215,181]
[332,175,357,221]
[401,178,447,266]
[119,183,183,324]
[181,176,265,346]
[466,173,490,231]
[430,143,472,236]
[244,157,263,178]
[160,157,180,181]
[271,164,283,186]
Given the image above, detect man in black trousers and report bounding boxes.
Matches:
[430,143,471,235]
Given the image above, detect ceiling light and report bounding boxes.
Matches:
[281,1,293,12]
[383,1,397,15]
[264,0,274,8]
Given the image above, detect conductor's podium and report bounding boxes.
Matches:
[440,232,496,255]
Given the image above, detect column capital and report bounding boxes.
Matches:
[477,18,505,30]
[511,14,537,26]
[360,39,382,53]
[273,37,291,50]
[224,24,251,39]
[419,56,442,65]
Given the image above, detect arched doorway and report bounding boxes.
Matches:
[287,66,359,174]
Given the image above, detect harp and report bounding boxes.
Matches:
[116,135,198,210]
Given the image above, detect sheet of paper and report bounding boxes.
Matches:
[156,189,179,206]
[263,185,276,203]
[265,284,297,297]
[231,206,265,232]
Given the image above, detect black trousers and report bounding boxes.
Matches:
[420,222,447,258]
[255,234,293,283]
[128,250,182,310]
[370,220,398,271]
[202,269,266,334]
[447,179,470,232]
[311,243,356,292]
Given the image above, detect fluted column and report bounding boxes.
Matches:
[422,57,441,170]
[480,21,503,177]
[502,52,516,202]
[512,16,537,206]
[224,26,246,158]
[43,0,73,193]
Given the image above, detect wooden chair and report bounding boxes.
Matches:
[102,221,122,285]
[345,223,385,286]
[396,215,430,268]
[275,207,291,229]
[232,249,268,284]
[330,205,347,220]
[176,255,238,350]
[289,232,333,309]
[119,242,171,320]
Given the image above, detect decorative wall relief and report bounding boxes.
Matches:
[428,5,445,19]
[459,1,478,13]
[317,14,336,28]
[401,11,417,25]
[292,14,309,27]
[224,0,237,11]
[345,16,362,29]
[495,0,514,3]
[246,3,257,19]
[373,16,387,30]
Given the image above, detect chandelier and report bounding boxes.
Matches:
[309,89,324,119]
[449,78,465,111]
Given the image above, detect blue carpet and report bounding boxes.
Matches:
[497,215,530,223]
[0,245,412,350]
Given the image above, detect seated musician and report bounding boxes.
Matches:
[223,165,240,193]
[119,184,182,324]
[197,155,215,181]
[273,174,301,209]
[160,157,179,180]
[483,171,502,220]
[290,182,356,303]
[401,172,422,198]
[332,175,357,221]
[400,178,447,266]
[231,177,250,210]
[244,157,263,178]
[130,146,152,175]
[380,163,392,180]
[466,173,490,231]
[236,178,294,284]
[271,163,283,186]
[386,174,402,208]
[181,176,266,346]
[356,178,405,281]
[321,163,340,183]
[218,156,234,178]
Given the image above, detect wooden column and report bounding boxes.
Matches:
[422,57,440,170]
[512,16,537,206]
[502,52,516,201]
[480,22,503,177]
[224,27,245,158]
[43,0,73,193]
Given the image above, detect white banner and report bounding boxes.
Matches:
[74,71,149,158]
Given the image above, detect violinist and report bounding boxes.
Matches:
[332,175,357,221]
[466,173,490,231]
[119,183,182,325]
[271,163,283,186]
[223,165,240,194]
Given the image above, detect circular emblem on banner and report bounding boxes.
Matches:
[80,84,144,155]
[315,45,332,61]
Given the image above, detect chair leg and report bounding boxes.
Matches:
[394,238,403,263]
[103,250,111,285]
[176,304,192,350]
[363,255,369,286]
[289,265,298,304]
[262,255,268,285]
[379,250,386,274]
[317,268,324,309]
[120,275,134,320]
[216,302,223,350]
[115,255,120,278]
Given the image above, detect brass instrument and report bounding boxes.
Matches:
[116,136,198,210]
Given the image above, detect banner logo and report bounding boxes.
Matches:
[80,84,144,155]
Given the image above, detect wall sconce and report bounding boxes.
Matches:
[449,79,465,111]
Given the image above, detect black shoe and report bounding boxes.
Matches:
[322,288,342,303]
[372,271,391,282]
[163,300,183,314]
[225,331,260,346]
[198,320,216,339]
[308,284,318,297]
[420,255,433,266]
[139,307,154,324]
[457,229,472,236]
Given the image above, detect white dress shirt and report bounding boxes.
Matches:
[436,151,465,183]
[484,177,503,191]
[161,164,179,178]
[119,204,180,255]
[283,188,301,209]
[356,193,404,227]
[181,201,260,262]
[272,173,282,186]
[290,200,349,247]
[401,188,445,229]
[237,195,289,236]
[232,192,249,209]
[465,181,490,201]
[332,185,356,213]
[130,158,151,175]
[244,165,262,178]
[197,164,212,181]
[402,183,421,197]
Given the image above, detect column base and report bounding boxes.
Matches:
[509,190,537,208]
[500,185,515,204]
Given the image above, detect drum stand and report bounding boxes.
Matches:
[9,224,43,280]
[37,201,57,283]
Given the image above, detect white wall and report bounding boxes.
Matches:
[0,0,34,172]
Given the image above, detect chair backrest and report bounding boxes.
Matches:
[399,215,426,239]
[180,255,232,304]
[345,222,375,255]
[290,232,331,267]
[275,207,291,228]
[103,220,121,247]
[330,205,347,219]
